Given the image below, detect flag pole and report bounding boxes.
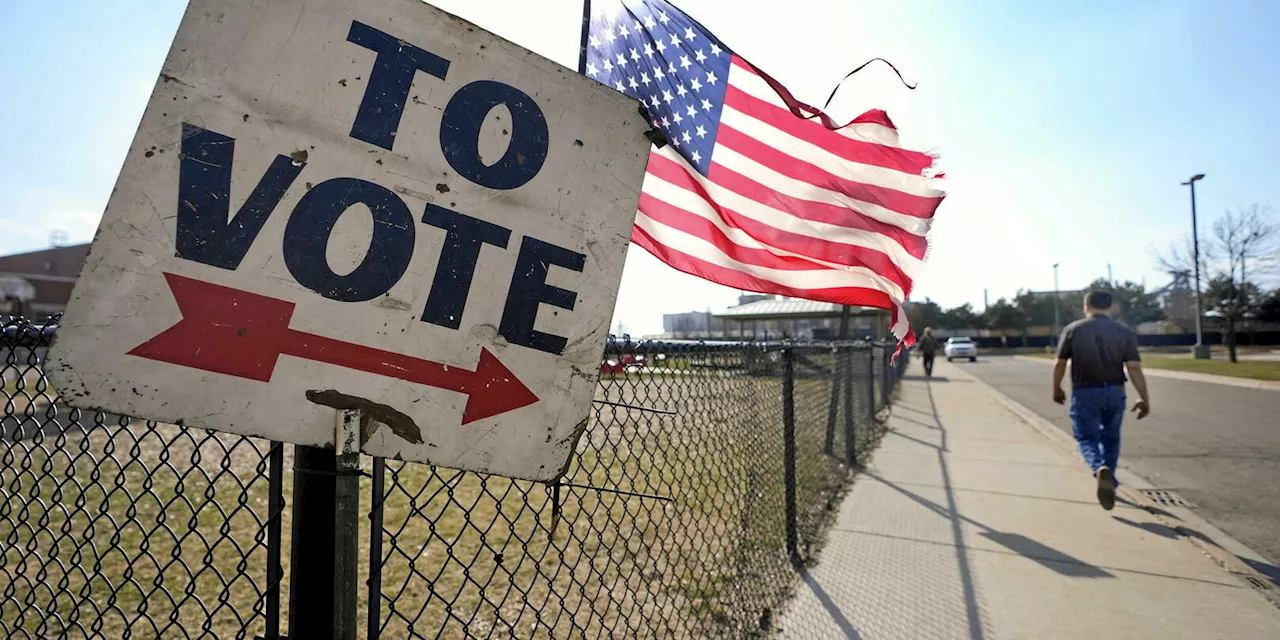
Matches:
[577,0,592,73]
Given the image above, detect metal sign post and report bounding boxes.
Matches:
[333,412,363,640]
[287,445,340,638]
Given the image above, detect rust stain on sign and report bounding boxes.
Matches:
[306,389,425,445]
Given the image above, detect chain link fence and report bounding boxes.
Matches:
[2,316,906,638]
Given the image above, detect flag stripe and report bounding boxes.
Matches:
[644,152,918,282]
[730,56,902,137]
[722,83,934,179]
[634,209,907,300]
[638,188,913,290]
[729,57,905,147]
[849,109,896,129]
[719,88,942,199]
[708,149,931,242]
[639,193,844,272]
[631,221,912,340]
[647,151,925,262]
[630,223,901,309]
[715,124,943,219]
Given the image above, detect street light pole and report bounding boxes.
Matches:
[1052,263,1060,346]
[1182,173,1210,359]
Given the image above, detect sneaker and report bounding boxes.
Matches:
[1096,467,1116,511]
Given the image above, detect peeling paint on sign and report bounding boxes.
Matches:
[46,0,650,481]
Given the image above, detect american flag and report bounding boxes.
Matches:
[584,0,945,343]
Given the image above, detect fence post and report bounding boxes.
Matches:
[823,346,838,456]
[334,411,362,640]
[866,346,877,421]
[842,346,856,466]
[782,346,799,565]
[880,348,891,408]
[368,457,386,640]
[264,442,285,640]
[288,445,338,639]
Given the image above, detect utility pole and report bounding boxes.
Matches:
[1182,173,1210,359]
[1107,263,1113,286]
[983,288,989,311]
[1052,264,1061,347]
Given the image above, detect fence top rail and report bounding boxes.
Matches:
[602,336,893,354]
[0,316,904,355]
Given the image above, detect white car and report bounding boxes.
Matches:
[945,337,978,362]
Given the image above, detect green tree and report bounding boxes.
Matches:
[1259,289,1280,323]
[1204,276,1265,358]
[940,303,982,330]
[1084,278,1163,326]
[1013,289,1083,328]
[984,298,1028,336]
[906,298,945,332]
[1014,290,1054,326]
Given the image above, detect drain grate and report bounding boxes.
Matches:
[1245,576,1275,591]
[1139,489,1195,508]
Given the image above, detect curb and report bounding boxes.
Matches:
[1011,355,1280,392]
[960,366,1280,608]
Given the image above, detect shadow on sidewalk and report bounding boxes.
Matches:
[1240,557,1280,589]
[796,566,863,639]
[1110,515,1280,590]
[1112,516,1181,540]
[855,378,1114,639]
[888,412,941,432]
[880,381,1113,573]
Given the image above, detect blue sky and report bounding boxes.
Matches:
[2,0,1277,335]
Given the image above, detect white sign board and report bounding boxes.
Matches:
[47,0,650,481]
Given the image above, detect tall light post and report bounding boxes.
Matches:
[1182,173,1210,359]
[1052,263,1060,346]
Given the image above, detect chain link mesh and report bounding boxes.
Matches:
[370,340,899,638]
[3,317,905,638]
[1,317,283,639]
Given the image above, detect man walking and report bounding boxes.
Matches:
[919,327,938,378]
[1052,291,1151,510]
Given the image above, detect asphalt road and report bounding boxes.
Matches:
[956,355,1280,570]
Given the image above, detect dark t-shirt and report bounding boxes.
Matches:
[919,335,938,355]
[1056,315,1140,387]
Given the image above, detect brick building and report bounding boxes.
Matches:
[0,244,91,320]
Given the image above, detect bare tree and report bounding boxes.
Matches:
[1211,205,1278,361]
[1154,234,1210,280]
[1213,204,1279,283]
[1155,204,1279,362]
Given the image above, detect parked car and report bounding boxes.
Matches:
[945,337,978,362]
[600,353,646,374]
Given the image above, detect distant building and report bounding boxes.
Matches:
[715,296,890,340]
[1155,271,1196,332]
[662,310,721,338]
[0,243,90,320]
[662,294,891,340]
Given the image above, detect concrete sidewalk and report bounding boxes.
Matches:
[778,359,1280,639]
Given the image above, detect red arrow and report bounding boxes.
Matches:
[128,272,538,424]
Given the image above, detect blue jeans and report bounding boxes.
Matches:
[1069,386,1125,477]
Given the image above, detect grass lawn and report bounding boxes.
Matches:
[0,423,279,639]
[1133,356,1280,382]
[1024,351,1280,381]
[2,366,855,638]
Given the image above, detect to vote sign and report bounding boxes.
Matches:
[47,0,650,481]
